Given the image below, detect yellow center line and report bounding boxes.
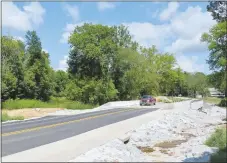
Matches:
[2,107,141,137]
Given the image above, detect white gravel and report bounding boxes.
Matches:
[70,139,150,162]
[70,100,226,162]
[48,100,140,116]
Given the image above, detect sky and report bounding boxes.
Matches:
[2,1,216,74]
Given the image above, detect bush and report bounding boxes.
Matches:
[64,79,118,105]
[2,113,24,122]
[206,128,226,149]
[205,127,227,162]
[219,98,227,107]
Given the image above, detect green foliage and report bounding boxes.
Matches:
[2,23,215,108]
[53,70,69,97]
[201,22,227,71]
[205,127,227,162]
[2,98,95,110]
[185,72,209,97]
[219,98,227,107]
[64,79,118,105]
[68,23,118,79]
[24,31,54,101]
[204,97,222,105]
[201,20,227,97]
[1,36,26,101]
[64,80,83,101]
[1,113,24,122]
[2,99,51,109]
[206,127,226,149]
[207,1,227,23]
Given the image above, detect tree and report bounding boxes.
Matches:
[201,21,227,96]
[53,70,69,97]
[207,1,227,22]
[1,36,26,100]
[67,24,119,104]
[24,31,53,101]
[204,1,227,97]
[68,23,118,80]
[185,72,209,97]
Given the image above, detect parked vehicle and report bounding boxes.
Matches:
[140,95,156,106]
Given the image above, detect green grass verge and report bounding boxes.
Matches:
[158,96,188,103]
[2,113,24,122]
[203,97,222,105]
[205,127,227,162]
[2,97,96,110]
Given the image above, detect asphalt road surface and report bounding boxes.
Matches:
[2,107,159,157]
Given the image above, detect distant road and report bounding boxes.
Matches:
[2,106,159,157]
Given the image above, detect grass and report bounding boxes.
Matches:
[2,97,96,110]
[1,113,24,122]
[157,96,188,103]
[203,97,222,105]
[205,127,227,162]
[168,97,187,102]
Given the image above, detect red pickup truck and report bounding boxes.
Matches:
[140,95,156,106]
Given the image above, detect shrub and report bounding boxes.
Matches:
[64,79,118,105]
[219,98,227,107]
[205,127,227,162]
[205,128,226,149]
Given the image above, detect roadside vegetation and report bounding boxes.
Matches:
[2,113,24,122]
[1,2,226,110]
[2,97,95,110]
[205,127,227,162]
[157,97,189,103]
[203,97,222,105]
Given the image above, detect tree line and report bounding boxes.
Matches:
[2,1,226,105]
[202,1,227,98]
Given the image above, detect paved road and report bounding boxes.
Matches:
[2,107,159,157]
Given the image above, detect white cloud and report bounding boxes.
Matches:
[124,22,172,49]
[2,2,45,31]
[176,55,206,73]
[170,6,215,40]
[14,36,25,42]
[164,33,208,54]
[57,55,68,71]
[124,5,215,73]
[125,5,215,53]
[60,22,87,43]
[160,2,179,21]
[64,4,79,22]
[97,2,115,11]
[42,49,48,53]
[23,2,45,25]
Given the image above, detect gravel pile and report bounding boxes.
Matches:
[48,100,140,116]
[70,139,150,162]
[70,101,226,162]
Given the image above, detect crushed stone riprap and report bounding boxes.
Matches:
[69,101,226,162]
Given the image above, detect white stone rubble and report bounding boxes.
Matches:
[70,139,150,162]
[48,100,141,116]
[70,100,226,162]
